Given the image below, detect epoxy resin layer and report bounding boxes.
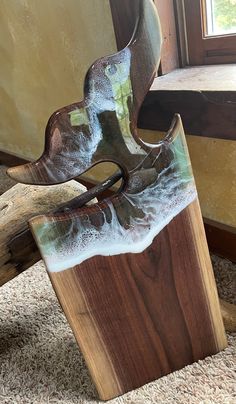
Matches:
[30,118,197,272]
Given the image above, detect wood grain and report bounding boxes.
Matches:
[0,181,92,286]
[154,0,179,74]
[49,199,227,400]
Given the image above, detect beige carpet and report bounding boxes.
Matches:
[0,166,235,403]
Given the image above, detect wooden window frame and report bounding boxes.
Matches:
[184,0,236,65]
[110,0,236,68]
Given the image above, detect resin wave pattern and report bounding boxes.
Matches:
[30,118,197,272]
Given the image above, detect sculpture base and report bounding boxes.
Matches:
[48,199,227,400]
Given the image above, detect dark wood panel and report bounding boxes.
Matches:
[109,0,140,50]
[205,220,236,263]
[138,90,236,140]
[50,200,226,400]
[0,151,29,167]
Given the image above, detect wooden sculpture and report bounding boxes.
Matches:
[7,0,227,400]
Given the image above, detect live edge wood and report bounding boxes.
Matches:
[49,198,227,400]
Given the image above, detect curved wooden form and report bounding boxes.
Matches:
[7,0,162,185]
[29,116,196,272]
[7,0,227,400]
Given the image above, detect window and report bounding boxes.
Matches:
[110,0,236,70]
[184,0,236,65]
[204,0,236,36]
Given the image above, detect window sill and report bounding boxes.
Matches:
[138,64,236,140]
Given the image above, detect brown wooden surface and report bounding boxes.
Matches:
[150,65,236,92]
[0,151,29,167]
[154,0,179,73]
[49,198,227,400]
[173,0,188,67]
[0,173,120,288]
[139,90,236,140]
[109,0,139,50]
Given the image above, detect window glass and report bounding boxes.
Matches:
[205,0,236,36]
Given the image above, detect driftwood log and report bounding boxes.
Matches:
[0,181,96,286]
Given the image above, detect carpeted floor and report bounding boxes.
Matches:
[0,165,235,403]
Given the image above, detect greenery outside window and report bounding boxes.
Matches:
[183,0,236,65]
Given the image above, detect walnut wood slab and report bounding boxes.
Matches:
[46,199,227,400]
[7,0,227,400]
[27,117,227,399]
[0,181,234,330]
